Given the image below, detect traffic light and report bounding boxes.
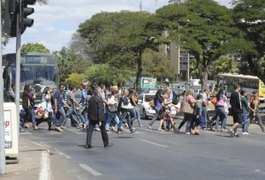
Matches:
[20,0,37,35]
[3,0,18,37]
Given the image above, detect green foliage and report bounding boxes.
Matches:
[142,49,173,80]
[53,47,91,84]
[85,64,133,86]
[78,11,162,89]
[155,0,243,89]
[232,0,265,81]
[65,73,86,87]
[210,56,239,78]
[21,43,50,54]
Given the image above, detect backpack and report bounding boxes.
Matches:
[172,92,179,105]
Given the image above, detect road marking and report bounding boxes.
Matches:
[20,131,32,135]
[54,148,72,159]
[79,163,102,176]
[137,138,168,148]
[255,169,265,175]
[39,151,51,180]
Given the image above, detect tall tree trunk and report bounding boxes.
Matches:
[201,66,208,91]
[135,50,143,91]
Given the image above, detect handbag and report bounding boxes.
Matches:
[182,97,194,114]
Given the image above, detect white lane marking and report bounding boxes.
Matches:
[255,169,265,175]
[137,138,168,148]
[33,142,51,149]
[79,163,102,176]
[39,151,50,180]
[54,148,72,159]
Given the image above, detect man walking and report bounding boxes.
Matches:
[85,87,112,148]
[228,84,242,137]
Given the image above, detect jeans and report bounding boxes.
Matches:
[56,106,67,126]
[118,109,135,131]
[241,112,249,133]
[215,106,227,130]
[148,109,159,127]
[248,110,265,132]
[201,106,208,128]
[31,108,36,125]
[105,111,120,130]
[134,107,142,127]
[178,113,192,132]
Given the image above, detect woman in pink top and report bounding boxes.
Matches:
[215,89,228,132]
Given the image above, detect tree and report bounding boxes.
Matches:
[53,47,91,84]
[78,11,161,90]
[142,49,173,81]
[232,0,265,82]
[21,43,50,54]
[210,56,239,79]
[69,32,92,61]
[65,73,86,87]
[84,64,133,87]
[155,0,245,89]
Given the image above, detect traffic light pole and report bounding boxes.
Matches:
[0,0,6,175]
[15,0,22,158]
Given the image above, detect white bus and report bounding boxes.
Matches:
[217,73,265,101]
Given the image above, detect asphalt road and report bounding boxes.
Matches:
[22,118,265,180]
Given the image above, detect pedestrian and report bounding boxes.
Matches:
[228,84,242,137]
[248,91,265,133]
[201,89,209,130]
[22,85,37,130]
[214,88,228,132]
[177,89,195,135]
[147,89,164,129]
[241,90,250,135]
[54,84,71,132]
[85,87,112,148]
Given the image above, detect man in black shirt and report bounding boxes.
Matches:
[228,84,242,137]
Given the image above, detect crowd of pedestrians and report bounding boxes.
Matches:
[14,80,265,149]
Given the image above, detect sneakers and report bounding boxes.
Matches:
[33,125,38,130]
[130,129,136,133]
[242,132,249,135]
[95,127,100,132]
[227,129,234,137]
[185,132,191,135]
[234,133,240,137]
[55,126,63,132]
[60,125,66,129]
[104,143,113,148]
[147,125,152,129]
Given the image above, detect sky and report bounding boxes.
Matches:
[3,0,232,54]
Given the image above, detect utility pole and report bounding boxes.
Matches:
[0,0,6,175]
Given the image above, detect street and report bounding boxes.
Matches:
[17,118,265,180]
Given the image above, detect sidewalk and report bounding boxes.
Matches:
[0,136,44,180]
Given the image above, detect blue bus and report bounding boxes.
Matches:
[3,53,58,102]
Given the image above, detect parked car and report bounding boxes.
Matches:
[137,91,178,119]
[137,92,156,119]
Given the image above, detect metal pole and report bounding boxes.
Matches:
[0,0,6,174]
[16,0,22,146]
[187,53,190,81]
